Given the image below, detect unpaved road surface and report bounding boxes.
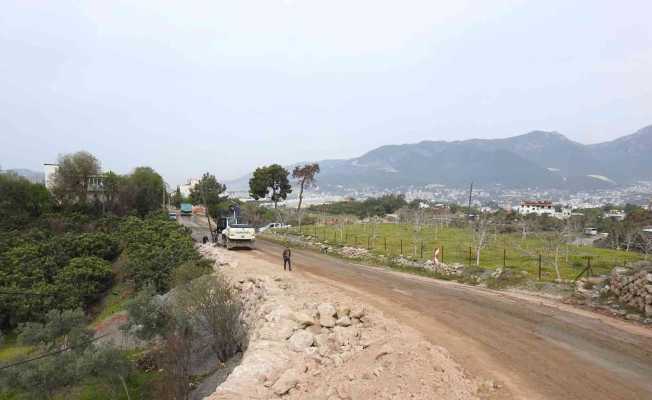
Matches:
[201,245,490,400]
[250,239,652,400]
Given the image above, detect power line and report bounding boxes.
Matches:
[0,333,110,371]
[0,290,59,297]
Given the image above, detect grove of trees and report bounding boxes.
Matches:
[1,152,246,399]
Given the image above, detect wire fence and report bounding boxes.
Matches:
[277,224,644,281]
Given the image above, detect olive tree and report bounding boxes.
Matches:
[52,151,101,204]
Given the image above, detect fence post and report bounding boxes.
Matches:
[400,239,403,255]
[420,241,424,258]
[441,245,444,263]
[503,248,506,268]
[469,247,472,265]
[587,256,592,277]
[384,237,387,251]
[538,254,542,281]
[367,236,370,250]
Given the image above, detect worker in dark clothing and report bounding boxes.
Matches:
[283,247,292,271]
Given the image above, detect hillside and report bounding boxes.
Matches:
[226,124,652,191]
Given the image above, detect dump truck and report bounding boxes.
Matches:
[216,217,256,250]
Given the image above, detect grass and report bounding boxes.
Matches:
[91,280,133,325]
[0,333,32,363]
[281,223,644,281]
[91,253,133,325]
[56,370,160,400]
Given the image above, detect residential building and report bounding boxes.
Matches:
[516,200,572,219]
[179,178,200,198]
[604,209,626,221]
[43,163,105,197]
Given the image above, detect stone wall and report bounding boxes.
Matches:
[609,262,652,317]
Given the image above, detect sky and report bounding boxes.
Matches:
[1,0,651,186]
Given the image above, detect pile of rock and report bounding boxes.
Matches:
[265,302,369,396]
[424,260,466,276]
[338,246,370,258]
[234,276,269,324]
[609,262,652,318]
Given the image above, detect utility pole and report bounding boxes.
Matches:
[200,179,215,242]
[467,181,473,218]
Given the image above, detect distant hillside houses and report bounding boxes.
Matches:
[515,200,572,219]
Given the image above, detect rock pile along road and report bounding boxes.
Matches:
[251,239,652,400]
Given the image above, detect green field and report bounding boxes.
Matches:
[284,223,644,280]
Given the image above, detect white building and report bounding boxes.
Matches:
[43,163,59,189]
[516,200,572,219]
[179,178,200,198]
[604,209,626,221]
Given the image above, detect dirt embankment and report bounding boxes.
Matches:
[198,244,499,400]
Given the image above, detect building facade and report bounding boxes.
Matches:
[516,200,572,219]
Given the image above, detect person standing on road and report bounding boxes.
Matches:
[283,247,292,271]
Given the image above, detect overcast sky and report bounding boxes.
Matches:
[1,0,651,186]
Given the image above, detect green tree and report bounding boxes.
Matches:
[102,170,127,214]
[292,163,320,227]
[51,151,101,204]
[249,164,292,209]
[172,186,183,208]
[127,167,164,217]
[0,173,52,229]
[189,173,228,218]
[56,256,113,309]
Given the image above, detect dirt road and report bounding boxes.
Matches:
[250,239,652,400]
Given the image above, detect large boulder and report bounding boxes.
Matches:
[318,303,336,318]
[272,369,301,395]
[288,330,314,352]
[336,305,351,318]
[318,303,337,328]
[333,326,359,347]
[292,311,315,327]
[350,304,365,319]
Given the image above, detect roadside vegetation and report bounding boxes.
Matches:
[0,152,246,400]
[265,192,651,282]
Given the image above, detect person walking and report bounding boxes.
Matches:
[283,247,292,271]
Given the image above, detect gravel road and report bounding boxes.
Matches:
[251,239,652,400]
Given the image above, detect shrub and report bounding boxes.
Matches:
[171,260,213,287]
[121,217,198,292]
[56,257,113,309]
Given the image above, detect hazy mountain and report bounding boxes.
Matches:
[2,168,44,184]
[588,125,652,182]
[226,124,652,191]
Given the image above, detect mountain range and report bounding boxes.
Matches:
[228,124,652,192]
[2,168,44,184]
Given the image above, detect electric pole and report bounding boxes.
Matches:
[200,179,215,242]
[467,181,473,218]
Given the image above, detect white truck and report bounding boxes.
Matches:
[216,217,256,250]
